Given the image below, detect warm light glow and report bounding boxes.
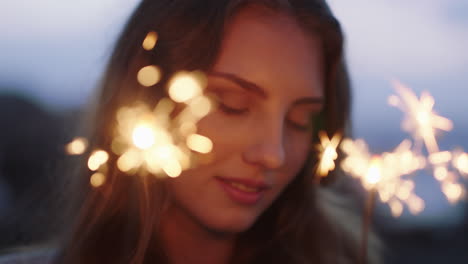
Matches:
[132,123,156,149]
[316,132,341,177]
[396,180,414,200]
[442,182,464,204]
[339,81,466,218]
[453,152,468,175]
[137,65,161,87]
[341,138,426,217]
[188,96,212,118]
[162,159,182,178]
[88,150,109,171]
[117,149,143,172]
[179,122,197,136]
[187,134,213,154]
[392,81,453,154]
[408,195,425,215]
[389,200,403,217]
[429,151,452,165]
[90,172,106,188]
[65,137,88,155]
[110,94,211,178]
[168,72,203,103]
[434,166,448,181]
[142,31,158,51]
[365,157,382,186]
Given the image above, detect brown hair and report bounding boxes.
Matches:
[54,0,359,263]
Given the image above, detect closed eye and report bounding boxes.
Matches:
[218,103,249,115]
[209,89,251,116]
[286,102,323,131]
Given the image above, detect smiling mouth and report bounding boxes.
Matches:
[215,176,270,205]
[226,181,260,192]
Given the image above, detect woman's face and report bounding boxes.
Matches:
[166,8,325,235]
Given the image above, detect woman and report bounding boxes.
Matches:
[3,0,378,263]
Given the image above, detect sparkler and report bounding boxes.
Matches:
[64,31,214,187]
[65,137,88,155]
[388,81,453,154]
[314,81,466,264]
[341,138,426,217]
[315,80,466,215]
[104,31,214,180]
[316,131,341,177]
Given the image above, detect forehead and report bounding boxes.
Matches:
[212,6,324,99]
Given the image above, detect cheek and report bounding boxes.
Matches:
[194,112,250,159]
[286,132,311,171]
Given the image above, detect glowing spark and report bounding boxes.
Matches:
[90,172,106,188]
[316,132,341,177]
[137,65,161,87]
[389,200,404,217]
[341,139,425,217]
[162,159,182,178]
[117,148,143,173]
[105,70,212,178]
[365,157,382,187]
[407,195,425,214]
[434,166,449,181]
[442,182,465,204]
[188,96,212,118]
[429,151,452,165]
[132,123,156,150]
[187,134,213,154]
[453,152,468,175]
[142,31,158,51]
[390,81,453,153]
[168,71,204,103]
[65,137,88,155]
[88,150,109,171]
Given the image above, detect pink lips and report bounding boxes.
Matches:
[216,176,270,205]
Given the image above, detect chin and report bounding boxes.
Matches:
[201,211,261,235]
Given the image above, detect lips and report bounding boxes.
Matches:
[215,176,271,205]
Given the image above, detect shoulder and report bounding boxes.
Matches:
[0,248,56,264]
[317,185,383,264]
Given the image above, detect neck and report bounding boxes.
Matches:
[160,207,236,264]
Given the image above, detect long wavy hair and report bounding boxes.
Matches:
[54,0,358,263]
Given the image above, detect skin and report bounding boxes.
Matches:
[161,7,325,264]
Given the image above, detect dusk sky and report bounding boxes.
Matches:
[1,0,467,227]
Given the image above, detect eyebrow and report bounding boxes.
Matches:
[208,71,268,98]
[208,71,324,104]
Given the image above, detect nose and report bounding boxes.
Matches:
[242,122,286,170]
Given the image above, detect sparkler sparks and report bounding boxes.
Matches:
[341,139,426,217]
[317,81,467,217]
[111,81,213,178]
[453,151,468,176]
[137,65,161,87]
[316,131,341,177]
[87,150,109,172]
[142,31,158,51]
[388,81,453,153]
[65,137,88,155]
[90,172,106,188]
[78,31,214,187]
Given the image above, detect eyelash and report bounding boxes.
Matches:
[219,103,312,132]
[287,120,311,132]
[218,103,249,115]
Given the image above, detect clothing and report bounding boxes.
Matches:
[0,249,55,264]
